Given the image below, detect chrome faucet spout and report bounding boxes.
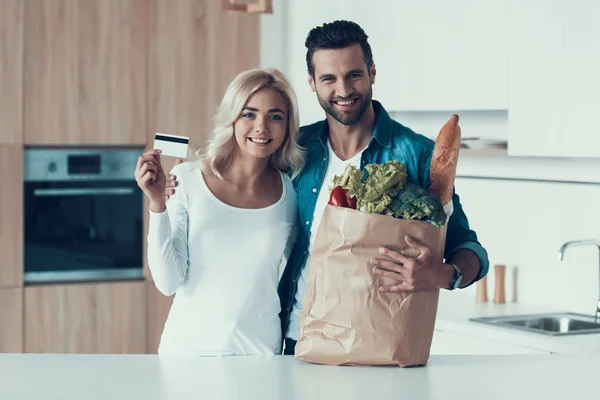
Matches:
[558,239,600,321]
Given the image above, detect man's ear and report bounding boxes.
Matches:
[308,73,316,92]
[370,62,376,85]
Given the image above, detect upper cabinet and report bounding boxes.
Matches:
[410,0,509,111]
[23,0,147,145]
[0,0,24,145]
[508,0,600,158]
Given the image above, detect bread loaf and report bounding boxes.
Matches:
[429,114,461,205]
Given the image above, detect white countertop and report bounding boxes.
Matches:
[0,353,597,400]
[435,291,600,354]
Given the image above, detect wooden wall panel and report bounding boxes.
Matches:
[24,281,145,354]
[0,0,24,145]
[0,288,23,353]
[147,0,260,151]
[0,146,23,287]
[24,0,147,145]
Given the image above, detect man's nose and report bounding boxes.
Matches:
[335,80,353,98]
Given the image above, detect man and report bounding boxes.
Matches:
[278,20,488,355]
[165,20,489,356]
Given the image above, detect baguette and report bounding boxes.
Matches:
[429,114,461,205]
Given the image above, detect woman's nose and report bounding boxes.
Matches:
[254,119,268,133]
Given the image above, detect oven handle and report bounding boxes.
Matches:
[33,187,135,197]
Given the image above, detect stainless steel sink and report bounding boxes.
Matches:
[469,313,600,336]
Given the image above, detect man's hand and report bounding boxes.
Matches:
[370,236,454,292]
[165,158,183,201]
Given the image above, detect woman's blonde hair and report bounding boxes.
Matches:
[196,68,305,179]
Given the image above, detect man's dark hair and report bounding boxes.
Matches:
[305,20,374,78]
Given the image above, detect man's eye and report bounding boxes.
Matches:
[322,77,333,82]
[349,74,361,79]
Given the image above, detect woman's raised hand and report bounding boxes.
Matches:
[135,149,167,212]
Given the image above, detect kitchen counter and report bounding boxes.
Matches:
[0,353,597,399]
[435,291,600,354]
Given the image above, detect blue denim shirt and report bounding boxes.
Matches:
[278,100,489,338]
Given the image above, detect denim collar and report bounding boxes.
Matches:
[309,100,392,149]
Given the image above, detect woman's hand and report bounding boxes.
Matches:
[135,149,167,212]
[165,158,183,201]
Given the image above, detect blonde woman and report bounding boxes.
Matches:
[134,68,305,356]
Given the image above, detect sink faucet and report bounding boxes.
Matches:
[558,239,600,320]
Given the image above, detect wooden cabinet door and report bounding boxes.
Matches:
[24,281,146,354]
[0,146,23,287]
[0,0,24,145]
[146,281,173,354]
[147,0,259,149]
[0,288,23,353]
[24,0,147,145]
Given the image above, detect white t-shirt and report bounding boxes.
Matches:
[147,162,297,356]
[287,140,364,341]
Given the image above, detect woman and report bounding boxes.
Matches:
[134,68,305,356]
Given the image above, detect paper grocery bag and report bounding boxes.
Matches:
[295,205,447,367]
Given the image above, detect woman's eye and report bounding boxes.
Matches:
[242,113,254,119]
[270,115,283,121]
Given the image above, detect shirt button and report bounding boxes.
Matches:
[323,157,326,161]
[311,188,317,193]
[305,221,310,225]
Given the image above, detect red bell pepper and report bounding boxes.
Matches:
[328,186,357,209]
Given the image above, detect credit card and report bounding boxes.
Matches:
[153,133,189,158]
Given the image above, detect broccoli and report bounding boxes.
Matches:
[387,182,447,226]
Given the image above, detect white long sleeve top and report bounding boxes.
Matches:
[147,162,297,356]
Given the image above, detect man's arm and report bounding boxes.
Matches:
[443,188,489,288]
[447,248,480,288]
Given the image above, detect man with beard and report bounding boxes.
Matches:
[278,20,489,355]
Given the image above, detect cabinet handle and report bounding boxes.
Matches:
[33,188,134,197]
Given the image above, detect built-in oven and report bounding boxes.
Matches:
[24,148,144,284]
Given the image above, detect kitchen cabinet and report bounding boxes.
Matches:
[24,281,146,354]
[146,281,173,354]
[0,0,23,145]
[0,288,23,353]
[23,0,147,145]
[0,146,23,288]
[410,0,509,111]
[147,0,260,148]
[508,0,600,158]
[430,329,550,355]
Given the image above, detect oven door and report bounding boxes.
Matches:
[24,180,143,284]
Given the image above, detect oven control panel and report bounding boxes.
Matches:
[24,148,142,182]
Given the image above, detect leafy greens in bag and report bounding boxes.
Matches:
[331,160,446,227]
